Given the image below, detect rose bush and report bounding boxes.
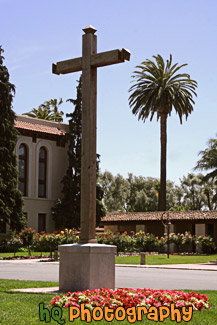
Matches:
[38,233,61,258]
[7,234,23,257]
[197,235,216,254]
[97,231,134,254]
[58,228,79,245]
[33,228,79,257]
[19,227,35,256]
[170,232,197,254]
[2,228,216,256]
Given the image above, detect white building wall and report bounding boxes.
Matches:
[15,119,69,233]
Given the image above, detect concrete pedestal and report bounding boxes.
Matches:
[58,243,117,292]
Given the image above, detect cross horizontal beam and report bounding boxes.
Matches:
[52,48,130,75]
[52,57,82,75]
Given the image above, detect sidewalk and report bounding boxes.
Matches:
[116,263,217,271]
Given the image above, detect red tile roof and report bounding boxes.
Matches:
[101,210,217,222]
[15,120,66,136]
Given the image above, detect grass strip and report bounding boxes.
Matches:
[0,251,51,258]
[1,253,217,266]
[0,279,217,324]
[115,254,217,265]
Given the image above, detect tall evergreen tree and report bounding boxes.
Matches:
[0,46,26,232]
[52,77,105,229]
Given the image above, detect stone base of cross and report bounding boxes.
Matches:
[54,26,130,291]
[59,243,116,292]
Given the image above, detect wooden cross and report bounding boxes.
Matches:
[53,25,130,243]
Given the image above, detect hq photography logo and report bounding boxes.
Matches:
[39,303,193,323]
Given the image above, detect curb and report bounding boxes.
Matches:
[1,259,217,271]
[116,264,217,271]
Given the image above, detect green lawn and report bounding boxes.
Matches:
[115,254,217,265]
[1,252,217,265]
[0,279,217,324]
[0,251,52,258]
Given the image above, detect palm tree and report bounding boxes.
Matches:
[23,98,64,122]
[129,54,197,211]
[194,137,217,207]
[195,137,217,181]
[23,105,53,120]
[43,98,64,122]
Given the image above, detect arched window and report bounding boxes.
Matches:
[18,144,28,196]
[38,147,47,198]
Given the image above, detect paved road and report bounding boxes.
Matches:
[116,266,217,290]
[0,261,59,282]
[0,260,217,290]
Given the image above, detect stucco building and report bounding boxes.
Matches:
[101,210,217,246]
[13,115,69,233]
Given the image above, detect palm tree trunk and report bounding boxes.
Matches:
[158,113,167,211]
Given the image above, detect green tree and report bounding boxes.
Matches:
[129,54,197,211]
[98,171,183,213]
[0,46,26,232]
[126,174,159,212]
[180,173,207,210]
[166,180,184,210]
[96,157,107,223]
[52,77,105,228]
[126,175,182,212]
[98,171,130,212]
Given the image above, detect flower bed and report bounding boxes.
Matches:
[51,288,210,311]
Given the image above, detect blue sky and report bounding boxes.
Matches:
[1,0,217,184]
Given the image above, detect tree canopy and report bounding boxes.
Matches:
[180,173,217,211]
[98,171,215,212]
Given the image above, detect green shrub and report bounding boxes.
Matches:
[169,233,185,254]
[133,231,146,252]
[157,236,167,253]
[0,239,14,253]
[7,234,23,257]
[38,233,61,258]
[97,231,134,254]
[143,233,159,252]
[197,235,216,254]
[59,228,79,245]
[5,227,216,257]
[19,227,35,256]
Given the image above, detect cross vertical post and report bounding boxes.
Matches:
[80,26,97,243]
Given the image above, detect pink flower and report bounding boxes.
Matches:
[50,288,210,312]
